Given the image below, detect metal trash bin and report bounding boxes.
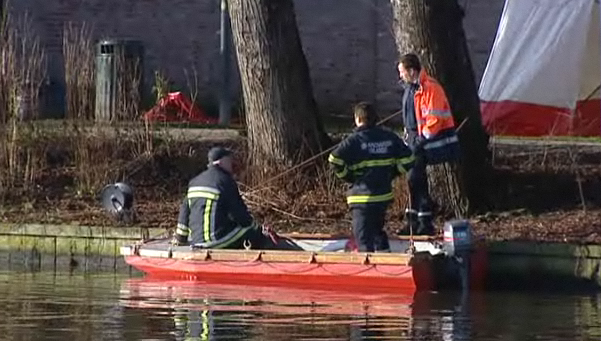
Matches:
[94,39,144,122]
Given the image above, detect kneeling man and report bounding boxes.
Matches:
[174,146,266,249]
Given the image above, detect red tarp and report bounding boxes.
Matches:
[481,99,601,136]
[143,92,217,124]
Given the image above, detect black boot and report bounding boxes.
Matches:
[416,212,435,236]
[397,210,417,236]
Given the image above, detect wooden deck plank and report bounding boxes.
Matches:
[281,232,435,242]
[132,247,411,265]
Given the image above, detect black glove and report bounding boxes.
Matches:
[413,135,427,154]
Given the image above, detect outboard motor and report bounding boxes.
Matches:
[442,220,473,291]
[101,182,135,224]
[442,220,472,257]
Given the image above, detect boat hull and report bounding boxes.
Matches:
[122,237,487,293]
[124,252,437,292]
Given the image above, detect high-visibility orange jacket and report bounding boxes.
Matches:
[414,70,456,139]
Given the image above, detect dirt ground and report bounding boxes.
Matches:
[1,135,601,244]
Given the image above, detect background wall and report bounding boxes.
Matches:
[10,0,506,119]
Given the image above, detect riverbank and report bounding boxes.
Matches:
[1,123,601,243]
[2,222,601,289]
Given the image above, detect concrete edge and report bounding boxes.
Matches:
[2,223,601,286]
[0,223,166,240]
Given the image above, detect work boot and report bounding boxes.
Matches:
[416,212,435,236]
[397,210,418,235]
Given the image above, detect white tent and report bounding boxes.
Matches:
[479,0,601,136]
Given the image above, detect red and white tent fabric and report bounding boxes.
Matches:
[479,0,601,136]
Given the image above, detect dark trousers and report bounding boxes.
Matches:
[225,227,266,249]
[407,152,434,231]
[351,203,390,252]
[408,153,432,213]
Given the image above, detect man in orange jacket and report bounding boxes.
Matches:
[396,53,460,235]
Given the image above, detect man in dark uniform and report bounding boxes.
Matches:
[328,102,414,252]
[173,146,266,249]
[398,65,430,235]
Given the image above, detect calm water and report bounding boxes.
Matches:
[1,268,601,341]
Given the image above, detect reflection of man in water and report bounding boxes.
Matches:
[410,291,472,341]
[173,307,214,341]
[172,300,251,341]
[349,323,386,340]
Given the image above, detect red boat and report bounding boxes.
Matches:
[121,220,487,294]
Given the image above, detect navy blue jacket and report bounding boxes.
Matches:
[401,82,419,141]
[328,125,414,206]
[175,165,258,246]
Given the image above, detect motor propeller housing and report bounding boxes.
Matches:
[100,182,135,224]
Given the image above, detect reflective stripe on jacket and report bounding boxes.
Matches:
[176,165,258,246]
[328,125,414,205]
[422,128,461,165]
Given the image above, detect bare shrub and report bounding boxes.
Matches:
[151,70,170,110]
[63,22,95,120]
[0,12,46,122]
[115,48,142,121]
[0,8,46,201]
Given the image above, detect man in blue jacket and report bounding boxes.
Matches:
[174,146,265,249]
[397,53,460,236]
[329,102,415,252]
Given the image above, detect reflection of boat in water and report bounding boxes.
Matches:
[120,221,487,294]
[120,277,414,317]
[119,277,477,341]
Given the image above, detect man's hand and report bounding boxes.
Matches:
[414,135,427,153]
[261,224,274,236]
[261,224,279,245]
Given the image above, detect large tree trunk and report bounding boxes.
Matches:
[390,0,491,216]
[227,0,330,180]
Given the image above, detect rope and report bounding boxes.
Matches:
[571,83,601,133]
[250,112,469,194]
[263,259,411,277]
[372,266,413,277]
[248,109,403,193]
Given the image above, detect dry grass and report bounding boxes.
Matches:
[115,50,142,121]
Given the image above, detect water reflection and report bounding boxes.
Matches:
[119,277,473,340]
[2,269,601,340]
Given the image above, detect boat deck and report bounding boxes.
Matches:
[120,236,442,291]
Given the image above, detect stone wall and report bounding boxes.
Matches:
[10,0,505,118]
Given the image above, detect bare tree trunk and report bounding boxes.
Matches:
[227,0,330,179]
[390,0,491,216]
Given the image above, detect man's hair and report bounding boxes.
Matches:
[399,53,421,73]
[353,101,378,126]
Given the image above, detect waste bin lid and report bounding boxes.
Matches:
[96,39,144,55]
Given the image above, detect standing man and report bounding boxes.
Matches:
[328,102,414,252]
[397,53,460,236]
[174,146,266,249]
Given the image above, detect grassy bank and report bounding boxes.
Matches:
[1,121,601,243]
[0,120,355,233]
